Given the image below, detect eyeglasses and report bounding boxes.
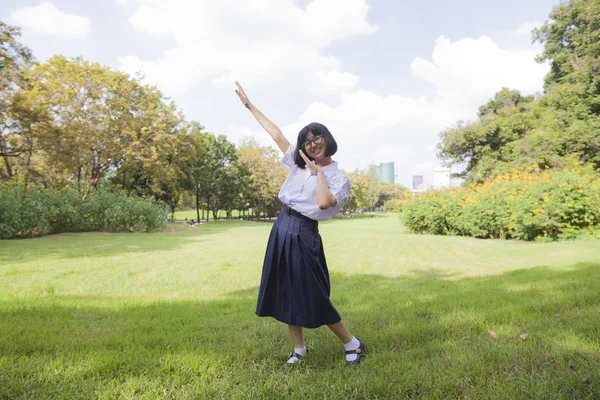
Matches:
[302,135,324,149]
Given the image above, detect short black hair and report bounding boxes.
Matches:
[293,122,338,169]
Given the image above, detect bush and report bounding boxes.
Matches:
[401,163,600,241]
[382,198,403,213]
[0,187,168,239]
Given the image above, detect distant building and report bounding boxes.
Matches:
[412,175,424,190]
[433,168,451,189]
[377,162,395,184]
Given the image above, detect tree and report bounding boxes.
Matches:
[180,122,210,221]
[345,166,379,211]
[0,21,35,182]
[236,138,287,219]
[533,0,600,115]
[27,55,186,199]
[437,88,537,182]
[6,88,54,190]
[376,182,408,207]
[532,0,600,169]
[436,1,600,183]
[190,133,239,221]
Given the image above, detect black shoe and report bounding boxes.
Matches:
[283,350,306,367]
[345,338,368,367]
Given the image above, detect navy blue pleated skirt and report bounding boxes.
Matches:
[256,208,341,328]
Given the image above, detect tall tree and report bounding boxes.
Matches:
[0,21,34,182]
[346,166,379,211]
[236,138,287,219]
[181,122,210,221]
[437,89,537,182]
[28,55,185,199]
[533,0,600,115]
[437,1,600,182]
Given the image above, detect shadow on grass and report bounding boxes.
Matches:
[1,262,599,399]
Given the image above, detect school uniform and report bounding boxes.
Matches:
[256,143,352,328]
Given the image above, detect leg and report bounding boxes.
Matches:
[327,320,353,344]
[288,325,304,348]
[285,325,307,365]
[328,320,367,365]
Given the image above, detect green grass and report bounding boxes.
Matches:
[1,214,599,399]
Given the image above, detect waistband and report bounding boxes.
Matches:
[283,205,317,223]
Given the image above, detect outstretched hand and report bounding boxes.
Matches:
[299,150,322,174]
[235,81,251,109]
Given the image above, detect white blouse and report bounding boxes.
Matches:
[278,143,351,221]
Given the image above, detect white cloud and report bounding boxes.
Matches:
[116,0,377,94]
[8,1,90,38]
[411,36,547,98]
[310,70,360,96]
[232,32,550,187]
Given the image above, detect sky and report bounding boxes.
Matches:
[1,0,560,188]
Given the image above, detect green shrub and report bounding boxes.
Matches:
[0,187,168,239]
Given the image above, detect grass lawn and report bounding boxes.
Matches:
[1,214,599,399]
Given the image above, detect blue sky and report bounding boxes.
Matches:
[1,0,560,187]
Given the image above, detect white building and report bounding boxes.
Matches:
[433,168,451,189]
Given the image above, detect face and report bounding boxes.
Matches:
[302,132,327,160]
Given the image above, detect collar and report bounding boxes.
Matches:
[308,161,338,177]
[320,160,338,170]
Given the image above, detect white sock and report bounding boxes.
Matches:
[286,347,306,364]
[343,337,360,362]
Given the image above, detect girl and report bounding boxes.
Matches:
[235,82,367,367]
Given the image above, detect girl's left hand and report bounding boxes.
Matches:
[299,150,322,174]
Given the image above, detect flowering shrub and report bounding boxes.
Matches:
[402,164,600,241]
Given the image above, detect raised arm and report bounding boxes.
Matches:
[235,81,290,154]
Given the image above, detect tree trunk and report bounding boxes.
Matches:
[77,166,82,194]
[2,154,12,178]
[196,188,201,222]
[205,197,210,222]
[23,146,32,193]
[0,136,14,178]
